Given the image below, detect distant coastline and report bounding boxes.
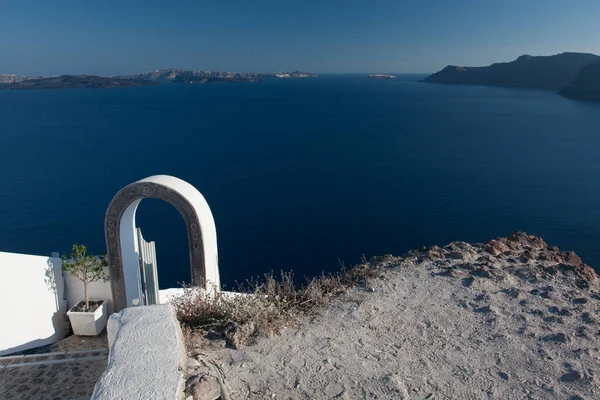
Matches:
[0,69,318,90]
[0,75,157,90]
[121,69,318,84]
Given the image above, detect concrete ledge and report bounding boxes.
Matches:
[92,304,186,400]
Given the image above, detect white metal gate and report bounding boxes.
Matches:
[136,228,160,305]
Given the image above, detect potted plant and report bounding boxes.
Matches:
[62,244,109,336]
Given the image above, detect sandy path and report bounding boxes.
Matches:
[197,234,600,400]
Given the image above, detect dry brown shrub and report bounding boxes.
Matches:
[173,259,384,349]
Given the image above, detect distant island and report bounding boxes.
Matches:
[120,69,317,83]
[0,69,318,90]
[0,75,157,90]
[422,52,600,101]
[369,74,396,79]
[274,72,315,78]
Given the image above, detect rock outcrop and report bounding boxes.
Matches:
[422,52,600,91]
[407,231,598,289]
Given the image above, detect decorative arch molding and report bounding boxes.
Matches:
[105,175,219,312]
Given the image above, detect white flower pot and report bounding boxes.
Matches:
[67,300,108,336]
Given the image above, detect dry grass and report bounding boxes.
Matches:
[173,260,384,349]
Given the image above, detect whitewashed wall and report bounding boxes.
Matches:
[0,252,67,356]
[0,251,113,356]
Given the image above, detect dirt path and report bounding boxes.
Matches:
[199,234,600,399]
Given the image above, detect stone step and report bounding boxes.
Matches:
[0,348,108,368]
[0,354,107,399]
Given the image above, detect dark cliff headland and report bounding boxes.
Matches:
[422,52,600,101]
[559,61,600,101]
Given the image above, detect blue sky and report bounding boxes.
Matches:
[1,0,599,75]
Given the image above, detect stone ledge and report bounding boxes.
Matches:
[91,304,186,400]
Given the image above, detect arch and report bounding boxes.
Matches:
[105,175,219,312]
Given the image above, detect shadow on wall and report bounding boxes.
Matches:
[0,252,67,356]
[47,258,70,339]
[46,258,59,309]
[0,255,113,356]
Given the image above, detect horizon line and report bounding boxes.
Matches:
[1,71,433,77]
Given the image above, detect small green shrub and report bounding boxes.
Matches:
[62,244,108,311]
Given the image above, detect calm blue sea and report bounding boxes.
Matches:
[1,75,599,289]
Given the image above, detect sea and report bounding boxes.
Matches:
[1,74,599,290]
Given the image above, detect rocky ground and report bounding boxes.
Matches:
[186,233,600,400]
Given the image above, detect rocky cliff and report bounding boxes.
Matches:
[422,52,600,91]
[559,61,600,101]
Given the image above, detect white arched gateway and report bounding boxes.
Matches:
[104,175,219,312]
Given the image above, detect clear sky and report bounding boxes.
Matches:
[1,0,599,75]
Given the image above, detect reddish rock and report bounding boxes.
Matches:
[557,262,597,283]
[560,251,582,266]
[529,236,548,249]
[507,232,547,250]
[575,264,598,283]
[425,246,446,260]
[452,241,472,250]
[484,239,510,255]
[420,233,597,288]
[538,251,562,263]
